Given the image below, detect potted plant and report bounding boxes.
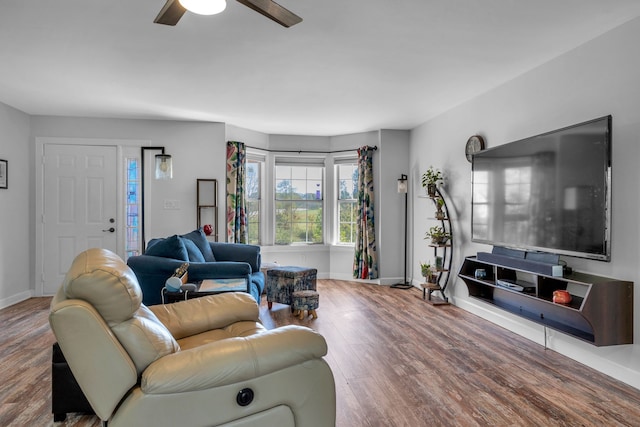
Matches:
[434,197,445,220]
[421,166,443,197]
[425,225,451,246]
[420,262,438,283]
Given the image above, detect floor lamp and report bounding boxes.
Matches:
[140,146,173,253]
[391,174,412,289]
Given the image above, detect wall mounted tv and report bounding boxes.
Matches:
[471,115,612,261]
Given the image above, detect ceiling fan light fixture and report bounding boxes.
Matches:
[179,0,226,15]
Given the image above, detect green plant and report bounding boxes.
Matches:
[421,166,443,188]
[420,261,439,283]
[435,197,444,210]
[425,225,451,244]
[420,262,433,277]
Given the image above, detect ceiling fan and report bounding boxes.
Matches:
[154,0,303,28]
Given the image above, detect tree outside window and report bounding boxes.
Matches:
[337,164,358,244]
[246,160,261,245]
[275,165,323,244]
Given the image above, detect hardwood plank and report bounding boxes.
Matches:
[2,281,640,426]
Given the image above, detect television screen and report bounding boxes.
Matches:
[471,115,612,261]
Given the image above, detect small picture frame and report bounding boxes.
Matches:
[0,159,6,189]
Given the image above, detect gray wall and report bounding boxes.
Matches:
[410,16,640,387]
[0,103,31,306]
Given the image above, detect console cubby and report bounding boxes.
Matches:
[458,256,633,346]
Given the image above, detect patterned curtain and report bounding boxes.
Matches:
[226,141,248,243]
[353,146,378,279]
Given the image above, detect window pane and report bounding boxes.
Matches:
[276,200,292,221]
[275,221,292,244]
[246,162,260,199]
[276,179,292,200]
[339,221,355,244]
[125,158,141,259]
[291,179,306,198]
[292,200,307,222]
[276,165,291,179]
[291,167,306,180]
[247,160,261,245]
[307,168,322,180]
[274,165,323,245]
[291,223,307,243]
[247,199,260,245]
[337,163,358,244]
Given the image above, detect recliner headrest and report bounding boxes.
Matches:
[63,248,143,325]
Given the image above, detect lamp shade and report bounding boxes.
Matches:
[397,174,408,193]
[155,154,173,180]
[179,0,226,15]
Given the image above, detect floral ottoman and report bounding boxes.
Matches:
[266,266,317,309]
[292,290,319,319]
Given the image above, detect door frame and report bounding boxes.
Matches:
[35,137,150,296]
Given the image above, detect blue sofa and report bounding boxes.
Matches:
[126,229,264,305]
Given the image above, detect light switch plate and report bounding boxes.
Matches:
[163,199,180,209]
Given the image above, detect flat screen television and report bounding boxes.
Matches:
[471,115,612,261]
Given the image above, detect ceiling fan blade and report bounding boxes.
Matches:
[236,0,303,27]
[154,0,187,26]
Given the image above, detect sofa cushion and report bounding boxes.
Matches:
[145,235,189,261]
[182,238,206,263]
[181,229,216,262]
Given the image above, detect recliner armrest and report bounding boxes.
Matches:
[141,325,327,394]
[148,292,259,339]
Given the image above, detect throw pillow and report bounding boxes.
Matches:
[181,228,216,262]
[144,235,189,261]
[181,237,206,262]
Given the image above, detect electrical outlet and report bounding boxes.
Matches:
[163,199,180,210]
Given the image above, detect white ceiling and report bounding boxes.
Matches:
[1,1,640,136]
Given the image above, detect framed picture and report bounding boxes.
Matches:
[0,159,6,189]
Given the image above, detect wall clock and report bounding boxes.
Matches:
[465,135,485,163]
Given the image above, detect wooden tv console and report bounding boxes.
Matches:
[458,256,633,346]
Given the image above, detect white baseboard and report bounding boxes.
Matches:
[0,290,33,310]
[329,272,381,284]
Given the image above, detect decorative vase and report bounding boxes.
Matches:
[553,290,572,304]
[435,256,443,270]
[435,210,445,220]
[432,236,448,246]
[427,183,437,197]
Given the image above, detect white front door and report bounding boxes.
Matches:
[42,144,118,294]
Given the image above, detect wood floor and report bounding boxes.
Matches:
[2,280,640,426]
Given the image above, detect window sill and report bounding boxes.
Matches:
[260,244,330,253]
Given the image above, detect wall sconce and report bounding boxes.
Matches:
[155,153,173,180]
[141,146,173,252]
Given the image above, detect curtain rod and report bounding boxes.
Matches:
[243,145,377,154]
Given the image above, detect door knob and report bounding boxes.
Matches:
[102,227,115,233]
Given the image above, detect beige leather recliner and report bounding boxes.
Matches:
[49,248,336,427]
